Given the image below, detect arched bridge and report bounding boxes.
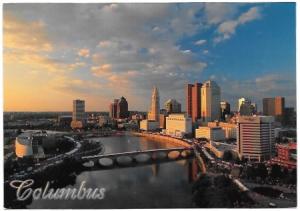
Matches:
[80,147,194,170]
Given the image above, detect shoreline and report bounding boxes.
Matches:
[130,132,191,148]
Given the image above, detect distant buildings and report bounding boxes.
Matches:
[237,116,275,161]
[250,103,257,114]
[195,126,225,141]
[186,82,202,122]
[271,143,296,169]
[109,99,119,119]
[139,120,159,131]
[201,80,221,122]
[238,98,250,112]
[159,113,167,129]
[207,121,237,139]
[71,99,85,129]
[164,99,181,113]
[283,107,296,127]
[109,96,129,119]
[148,87,160,122]
[57,115,72,128]
[220,101,230,121]
[131,113,146,121]
[238,98,256,116]
[263,96,285,122]
[164,113,192,137]
[98,115,110,127]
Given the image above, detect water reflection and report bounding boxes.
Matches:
[21,135,196,208]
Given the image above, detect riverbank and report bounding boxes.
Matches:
[130,132,191,147]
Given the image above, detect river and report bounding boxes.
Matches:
[26,134,197,208]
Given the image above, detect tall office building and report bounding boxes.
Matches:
[283,107,296,127]
[109,99,119,119]
[117,96,129,119]
[71,99,85,129]
[148,86,160,121]
[109,97,129,119]
[238,98,256,116]
[186,82,202,122]
[201,80,221,122]
[274,96,285,116]
[72,99,85,121]
[237,116,275,161]
[263,96,285,122]
[165,99,181,114]
[238,98,251,112]
[220,101,230,121]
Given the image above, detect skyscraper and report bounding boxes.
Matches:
[72,99,85,121]
[263,98,275,115]
[238,97,257,116]
[186,82,202,122]
[201,80,221,122]
[109,97,129,119]
[165,99,181,114]
[109,99,119,119]
[148,86,160,121]
[263,96,285,122]
[220,101,230,121]
[71,99,85,129]
[117,96,129,119]
[237,116,275,161]
[238,97,251,112]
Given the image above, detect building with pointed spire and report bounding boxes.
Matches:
[148,86,160,121]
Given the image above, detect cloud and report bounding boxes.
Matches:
[4,12,53,52]
[3,12,81,75]
[182,49,191,54]
[3,3,272,111]
[91,64,112,77]
[214,6,261,43]
[238,6,261,24]
[219,72,296,110]
[204,3,239,25]
[78,48,90,57]
[195,39,207,46]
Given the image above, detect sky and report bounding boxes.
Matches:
[3,3,296,112]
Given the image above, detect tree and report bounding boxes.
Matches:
[270,164,283,179]
[246,166,255,180]
[255,163,268,180]
[223,150,233,161]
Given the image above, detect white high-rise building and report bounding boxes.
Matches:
[201,80,221,122]
[237,116,275,161]
[71,99,85,129]
[148,86,160,121]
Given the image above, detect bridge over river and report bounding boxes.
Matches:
[80,147,194,170]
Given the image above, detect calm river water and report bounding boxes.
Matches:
[28,134,196,208]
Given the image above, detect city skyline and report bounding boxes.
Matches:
[4,3,296,112]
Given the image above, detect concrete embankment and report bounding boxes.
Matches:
[130,132,191,147]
